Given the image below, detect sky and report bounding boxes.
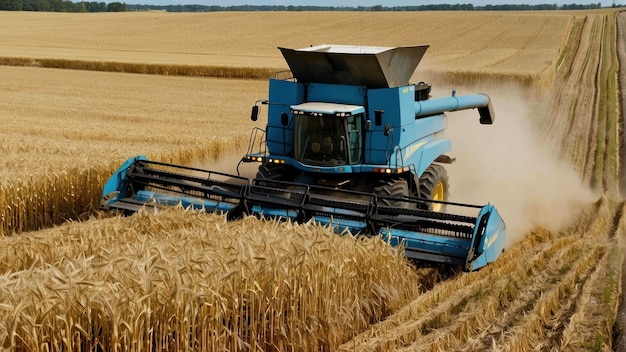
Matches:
[135,0,622,8]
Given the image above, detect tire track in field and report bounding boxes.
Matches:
[337,224,575,350]
[547,15,604,186]
[340,198,620,351]
[611,10,626,351]
[544,17,584,119]
[618,11,626,195]
[414,236,597,351]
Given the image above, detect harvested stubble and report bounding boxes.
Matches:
[339,196,621,351]
[0,207,420,351]
[543,12,621,195]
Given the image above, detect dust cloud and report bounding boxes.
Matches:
[192,151,259,179]
[443,87,596,248]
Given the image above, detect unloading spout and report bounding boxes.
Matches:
[415,93,494,124]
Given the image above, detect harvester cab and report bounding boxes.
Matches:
[101,44,506,271]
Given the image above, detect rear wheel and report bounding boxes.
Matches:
[419,164,449,212]
[375,178,410,207]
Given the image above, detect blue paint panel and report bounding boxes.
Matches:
[416,139,452,176]
[292,159,355,174]
[265,156,356,175]
[381,228,472,258]
[398,85,418,126]
[469,205,506,271]
[135,191,238,213]
[401,115,446,146]
[307,83,367,106]
[365,87,404,164]
[365,86,450,169]
[267,79,305,156]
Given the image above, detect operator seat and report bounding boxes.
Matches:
[311,136,334,155]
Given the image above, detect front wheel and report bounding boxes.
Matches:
[375,178,411,208]
[419,164,449,212]
[255,163,293,183]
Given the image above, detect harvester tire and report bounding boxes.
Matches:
[375,178,410,208]
[256,164,288,181]
[419,164,449,212]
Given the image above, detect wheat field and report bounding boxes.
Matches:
[0,11,573,88]
[0,9,624,350]
[0,67,264,233]
[0,208,423,350]
[0,66,264,181]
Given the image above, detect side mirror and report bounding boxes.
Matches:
[384,123,392,137]
[281,112,289,126]
[250,106,259,121]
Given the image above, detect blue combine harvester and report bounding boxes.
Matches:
[101,44,506,271]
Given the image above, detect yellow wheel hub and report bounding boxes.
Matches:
[432,181,444,212]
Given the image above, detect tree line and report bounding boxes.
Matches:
[0,1,608,13]
[0,0,127,12]
[129,3,605,12]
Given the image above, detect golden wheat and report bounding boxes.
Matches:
[0,65,266,234]
[0,207,419,350]
[0,10,590,234]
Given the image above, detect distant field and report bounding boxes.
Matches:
[0,11,574,88]
[0,66,264,182]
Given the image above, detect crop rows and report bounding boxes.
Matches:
[543,13,620,195]
[0,11,583,236]
[339,197,622,351]
[0,11,581,236]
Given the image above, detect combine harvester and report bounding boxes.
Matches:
[101,44,505,271]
